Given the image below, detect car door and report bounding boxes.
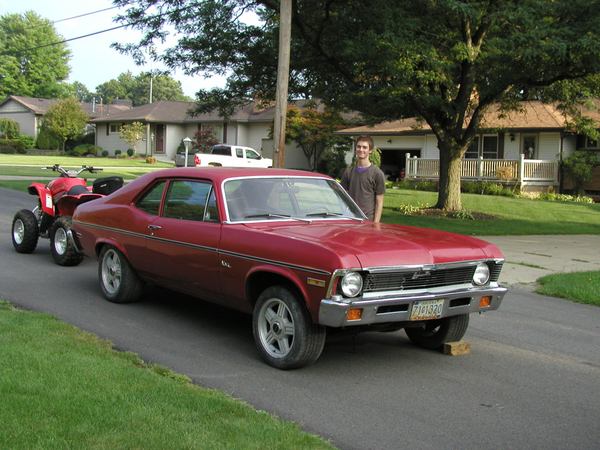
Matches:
[244,148,263,167]
[144,179,222,301]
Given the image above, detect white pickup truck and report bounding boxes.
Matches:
[193,144,273,168]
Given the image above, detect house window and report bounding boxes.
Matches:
[109,123,121,133]
[522,134,538,159]
[482,135,499,159]
[585,137,599,149]
[465,137,479,159]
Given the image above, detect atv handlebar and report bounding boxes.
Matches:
[42,164,103,177]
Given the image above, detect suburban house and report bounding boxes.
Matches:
[90,100,311,169]
[0,95,132,139]
[338,101,600,195]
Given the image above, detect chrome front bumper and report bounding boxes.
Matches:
[318,285,507,327]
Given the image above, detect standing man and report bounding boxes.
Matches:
[341,135,385,222]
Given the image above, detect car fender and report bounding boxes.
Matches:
[27,183,55,216]
[94,237,130,260]
[246,264,311,308]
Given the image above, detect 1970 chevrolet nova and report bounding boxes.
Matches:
[72,167,507,369]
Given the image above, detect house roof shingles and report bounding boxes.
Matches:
[1,95,131,119]
[337,101,598,135]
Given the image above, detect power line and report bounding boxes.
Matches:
[52,6,121,25]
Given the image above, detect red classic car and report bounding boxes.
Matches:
[72,167,507,369]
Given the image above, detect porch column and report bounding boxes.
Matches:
[519,153,525,185]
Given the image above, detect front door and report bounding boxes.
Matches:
[522,134,538,159]
[154,124,165,154]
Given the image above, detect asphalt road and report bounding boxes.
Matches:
[1,187,599,450]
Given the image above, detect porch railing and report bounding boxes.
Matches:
[405,154,559,185]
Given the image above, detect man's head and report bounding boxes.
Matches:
[356,135,374,152]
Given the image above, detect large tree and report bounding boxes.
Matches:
[0,11,71,99]
[114,0,600,210]
[96,71,189,106]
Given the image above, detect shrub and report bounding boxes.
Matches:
[14,135,35,150]
[101,150,109,157]
[146,156,157,164]
[562,150,600,196]
[70,144,101,157]
[0,118,20,139]
[36,126,62,150]
[318,146,348,178]
[0,138,26,154]
[461,180,515,197]
[127,148,135,157]
[114,149,122,157]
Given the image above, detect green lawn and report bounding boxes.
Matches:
[383,188,600,235]
[536,271,600,306]
[0,154,174,168]
[0,301,334,450]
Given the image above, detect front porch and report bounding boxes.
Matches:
[405,154,559,191]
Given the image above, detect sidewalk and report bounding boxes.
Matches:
[481,235,600,288]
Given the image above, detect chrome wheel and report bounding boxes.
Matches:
[257,298,295,358]
[13,219,25,244]
[53,226,68,255]
[101,249,122,296]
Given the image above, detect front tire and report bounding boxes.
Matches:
[253,285,326,369]
[405,314,470,350]
[49,217,83,266]
[98,246,143,303]
[12,209,39,253]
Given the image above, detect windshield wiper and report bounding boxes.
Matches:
[244,212,312,223]
[305,211,364,221]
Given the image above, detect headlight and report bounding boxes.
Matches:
[473,262,490,286]
[340,272,363,297]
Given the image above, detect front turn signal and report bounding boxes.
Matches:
[346,308,363,321]
[479,296,492,308]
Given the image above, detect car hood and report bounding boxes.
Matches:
[255,221,503,268]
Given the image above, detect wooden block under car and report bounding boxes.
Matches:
[442,341,471,356]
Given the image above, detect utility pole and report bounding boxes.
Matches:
[272,0,292,168]
[149,74,153,104]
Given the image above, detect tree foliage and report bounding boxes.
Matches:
[285,102,351,171]
[96,71,190,106]
[563,150,600,196]
[119,121,146,151]
[42,98,88,151]
[0,118,20,139]
[193,127,219,153]
[0,11,71,99]
[114,0,600,210]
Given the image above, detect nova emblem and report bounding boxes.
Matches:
[221,260,231,268]
[411,270,431,280]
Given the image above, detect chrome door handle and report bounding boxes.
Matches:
[147,225,162,231]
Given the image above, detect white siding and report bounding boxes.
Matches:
[95,123,130,155]
[503,132,521,160]
[538,132,561,159]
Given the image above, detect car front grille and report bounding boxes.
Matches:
[363,261,503,293]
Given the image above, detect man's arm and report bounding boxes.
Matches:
[373,194,384,223]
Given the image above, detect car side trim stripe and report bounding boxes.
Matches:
[74,220,331,276]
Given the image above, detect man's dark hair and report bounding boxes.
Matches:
[356,135,374,150]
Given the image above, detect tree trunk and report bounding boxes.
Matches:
[436,143,463,211]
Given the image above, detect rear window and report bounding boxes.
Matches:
[212,145,231,156]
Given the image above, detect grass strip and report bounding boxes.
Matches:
[0,302,334,450]
[536,271,600,306]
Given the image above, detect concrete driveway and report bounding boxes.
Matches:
[481,235,600,287]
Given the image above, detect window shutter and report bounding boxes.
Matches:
[106,124,109,136]
[498,133,505,159]
[576,134,585,149]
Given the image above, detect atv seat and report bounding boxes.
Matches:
[67,185,89,196]
[93,176,124,195]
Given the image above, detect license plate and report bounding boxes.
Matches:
[410,299,445,321]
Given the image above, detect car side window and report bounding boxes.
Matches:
[236,147,244,158]
[163,180,216,222]
[136,181,166,216]
[246,149,260,160]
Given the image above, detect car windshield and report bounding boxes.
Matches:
[223,177,365,222]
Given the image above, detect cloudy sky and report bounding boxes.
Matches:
[1,0,228,97]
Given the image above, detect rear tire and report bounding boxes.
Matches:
[49,217,83,266]
[405,314,470,350]
[98,246,143,303]
[12,209,39,253]
[253,285,326,369]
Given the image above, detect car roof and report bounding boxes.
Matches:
[141,167,329,184]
